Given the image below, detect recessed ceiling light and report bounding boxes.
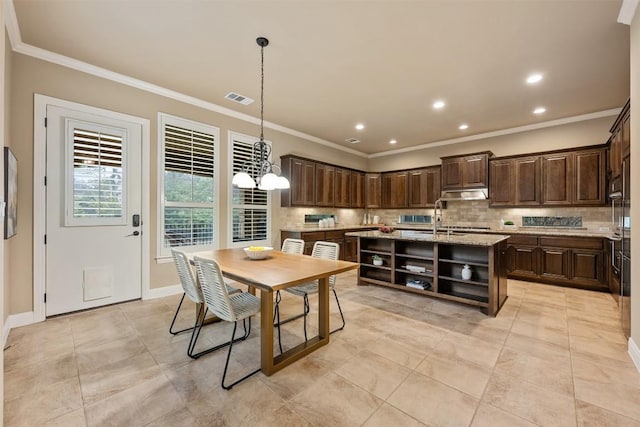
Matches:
[389,139,397,144]
[433,100,445,109]
[526,73,543,84]
[355,123,365,130]
[459,124,469,130]
[533,107,546,114]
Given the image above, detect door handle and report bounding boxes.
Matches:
[126,231,140,237]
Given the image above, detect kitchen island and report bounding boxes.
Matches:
[346,230,509,316]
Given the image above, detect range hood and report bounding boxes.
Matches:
[439,188,488,201]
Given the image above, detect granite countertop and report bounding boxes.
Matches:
[281,224,613,238]
[281,224,381,232]
[345,230,510,246]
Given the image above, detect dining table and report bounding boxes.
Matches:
[191,248,360,376]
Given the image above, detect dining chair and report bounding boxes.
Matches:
[274,238,305,352]
[193,256,261,390]
[274,241,345,353]
[169,249,242,359]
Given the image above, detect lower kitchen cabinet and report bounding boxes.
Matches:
[506,235,607,291]
[281,228,374,262]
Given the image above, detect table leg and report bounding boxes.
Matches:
[260,289,275,374]
[260,278,331,376]
[317,277,330,339]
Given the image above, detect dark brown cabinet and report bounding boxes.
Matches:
[408,167,441,207]
[382,171,408,208]
[281,229,372,262]
[506,235,539,278]
[441,152,491,190]
[280,155,366,208]
[281,156,315,207]
[315,164,335,206]
[609,99,630,178]
[350,171,365,208]
[540,247,570,281]
[506,235,606,291]
[541,153,572,205]
[574,148,606,205]
[334,167,351,208]
[490,156,540,207]
[365,173,382,208]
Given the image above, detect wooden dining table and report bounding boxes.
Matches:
[191,248,360,376]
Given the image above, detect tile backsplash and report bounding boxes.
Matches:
[279,200,611,232]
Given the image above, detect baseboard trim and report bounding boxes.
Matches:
[629,337,640,373]
[144,284,182,300]
[3,312,38,346]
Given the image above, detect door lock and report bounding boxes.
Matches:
[126,231,141,237]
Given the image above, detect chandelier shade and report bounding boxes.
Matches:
[232,37,290,191]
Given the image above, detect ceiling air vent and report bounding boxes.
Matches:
[224,92,254,105]
[345,138,360,144]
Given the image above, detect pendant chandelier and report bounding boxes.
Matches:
[232,37,290,191]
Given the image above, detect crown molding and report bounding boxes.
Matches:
[368,109,621,159]
[618,0,639,25]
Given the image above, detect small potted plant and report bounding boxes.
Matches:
[372,255,384,266]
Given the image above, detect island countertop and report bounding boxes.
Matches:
[345,230,509,246]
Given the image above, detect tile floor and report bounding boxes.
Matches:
[4,271,640,426]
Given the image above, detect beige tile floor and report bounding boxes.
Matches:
[4,271,640,426]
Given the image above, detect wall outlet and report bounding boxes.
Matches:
[599,226,610,232]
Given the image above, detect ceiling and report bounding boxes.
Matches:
[12,0,630,155]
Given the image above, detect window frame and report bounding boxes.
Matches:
[227,131,271,248]
[157,113,220,259]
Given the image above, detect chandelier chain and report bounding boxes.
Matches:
[260,42,264,142]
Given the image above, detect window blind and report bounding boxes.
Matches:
[161,118,217,251]
[72,128,124,218]
[231,134,268,243]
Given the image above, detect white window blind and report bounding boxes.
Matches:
[73,128,124,218]
[160,114,219,255]
[230,132,269,245]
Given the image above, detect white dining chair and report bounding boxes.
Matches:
[169,249,242,359]
[274,238,305,353]
[193,256,261,390]
[274,241,345,353]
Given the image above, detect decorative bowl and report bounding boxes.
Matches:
[244,246,273,260]
[379,226,395,233]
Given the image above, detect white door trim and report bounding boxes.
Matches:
[33,94,150,322]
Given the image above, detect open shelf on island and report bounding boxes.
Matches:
[354,234,508,316]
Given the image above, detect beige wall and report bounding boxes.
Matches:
[0,2,6,417]
[8,53,367,315]
[367,116,614,172]
[630,8,639,356]
[3,30,11,326]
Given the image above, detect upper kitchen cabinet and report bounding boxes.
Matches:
[334,167,352,208]
[441,152,492,190]
[408,167,441,207]
[490,156,540,207]
[573,148,606,205]
[382,171,409,208]
[609,99,630,181]
[541,147,606,206]
[315,163,335,206]
[350,171,365,208]
[541,152,573,205]
[365,173,382,209]
[281,155,315,207]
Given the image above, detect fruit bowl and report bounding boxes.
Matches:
[244,246,273,260]
[379,226,395,233]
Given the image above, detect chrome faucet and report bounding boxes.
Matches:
[433,199,444,237]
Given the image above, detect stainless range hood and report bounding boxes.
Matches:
[439,188,488,201]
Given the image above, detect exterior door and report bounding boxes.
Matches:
[45,105,143,316]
